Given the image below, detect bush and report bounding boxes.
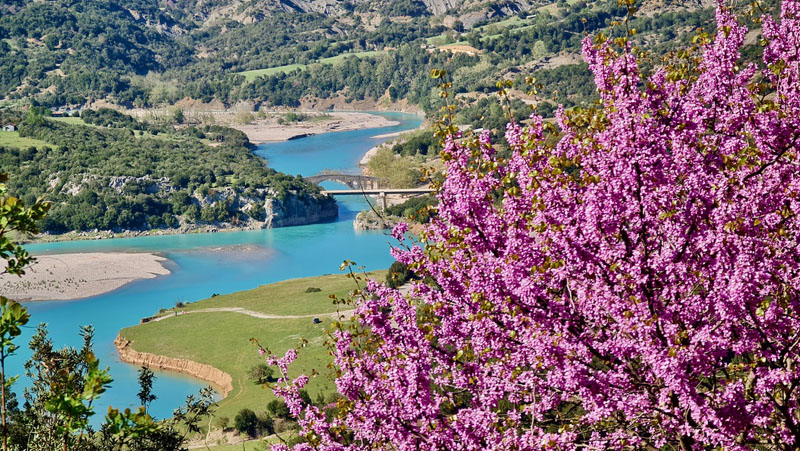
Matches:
[266,399,289,419]
[385,195,437,223]
[248,363,274,384]
[385,261,413,289]
[233,408,258,437]
[304,287,322,293]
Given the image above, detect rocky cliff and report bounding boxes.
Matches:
[115,335,233,397]
[266,193,338,227]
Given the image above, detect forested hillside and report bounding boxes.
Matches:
[0,108,333,233]
[0,0,755,114]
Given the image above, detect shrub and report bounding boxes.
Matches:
[266,399,289,419]
[248,363,274,384]
[385,261,413,289]
[233,408,258,437]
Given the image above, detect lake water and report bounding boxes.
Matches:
[14,112,422,421]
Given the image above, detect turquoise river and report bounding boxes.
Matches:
[12,112,422,421]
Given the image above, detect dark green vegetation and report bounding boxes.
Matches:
[386,195,437,224]
[0,0,765,119]
[386,261,415,289]
[13,324,216,451]
[0,108,331,233]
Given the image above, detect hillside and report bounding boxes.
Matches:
[0,0,761,116]
[0,108,336,234]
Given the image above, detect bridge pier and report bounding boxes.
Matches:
[378,191,387,210]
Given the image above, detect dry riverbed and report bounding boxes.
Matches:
[0,252,170,301]
[232,111,399,143]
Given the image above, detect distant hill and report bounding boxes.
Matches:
[0,0,768,114]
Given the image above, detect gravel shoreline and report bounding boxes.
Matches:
[1,252,171,301]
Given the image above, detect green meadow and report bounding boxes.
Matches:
[238,51,387,81]
[119,271,386,421]
[0,131,53,149]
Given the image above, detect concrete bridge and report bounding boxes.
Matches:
[321,188,435,210]
[305,174,383,190]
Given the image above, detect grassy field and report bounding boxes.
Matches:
[48,116,85,125]
[238,50,387,81]
[318,50,385,64]
[0,131,53,149]
[206,441,268,451]
[119,271,386,422]
[239,64,306,81]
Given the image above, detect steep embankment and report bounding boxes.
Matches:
[115,335,233,397]
[267,194,338,227]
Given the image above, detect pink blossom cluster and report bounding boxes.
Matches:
[270,1,800,449]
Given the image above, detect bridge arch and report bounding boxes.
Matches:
[305,173,384,190]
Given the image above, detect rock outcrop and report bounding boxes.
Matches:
[115,335,233,397]
[266,193,338,227]
[353,209,398,231]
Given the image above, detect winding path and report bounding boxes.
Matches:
[150,307,355,322]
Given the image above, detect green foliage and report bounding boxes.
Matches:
[385,195,437,223]
[380,0,430,17]
[0,298,29,356]
[0,0,758,117]
[248,363,274,384]
[386,261,414,289]
[44,351,113,447]
[102,406,159,447]
[365,148,421,189]
[0,110,328,233]
[453,96,532,133]
[389,130,437,157]
[0,191,215,449]
[238,45,476,111]
[81,108,144,129]
[284,112,308,122]
[266,399,289,419]
[136,366,156,414]
[0,173,49,275]
[0,296,29,450]
[304,287,322,293]
[233,408,266,437]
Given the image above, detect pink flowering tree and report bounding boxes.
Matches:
[264,1,800,449]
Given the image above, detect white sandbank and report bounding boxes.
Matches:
[233,111,399,144]
[0,252,171,301]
